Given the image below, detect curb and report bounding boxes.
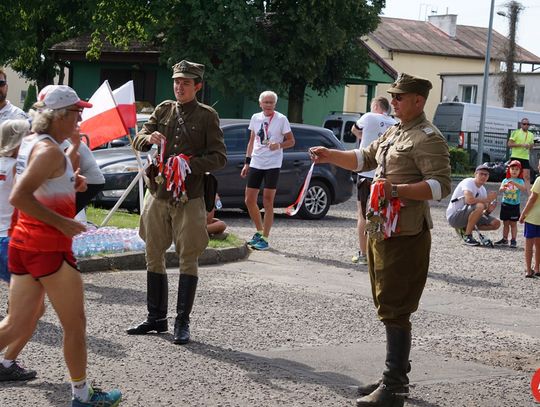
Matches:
[78,244,251,273]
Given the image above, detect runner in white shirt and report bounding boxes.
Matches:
[240,90,295,251]
[350,97,396,264]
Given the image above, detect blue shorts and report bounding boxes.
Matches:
[0,237,9,284]
[524,222,540,238]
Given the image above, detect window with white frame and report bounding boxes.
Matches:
[460,85,477,103]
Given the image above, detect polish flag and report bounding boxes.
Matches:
[113,81,137,129]
[80,81,128,150]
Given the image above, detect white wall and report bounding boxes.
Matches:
[1,66,33,108]
[441,73,540,112]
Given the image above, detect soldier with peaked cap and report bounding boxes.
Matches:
[310,73,451,407]
[128,60,227,344]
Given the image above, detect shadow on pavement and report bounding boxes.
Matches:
[428,271,501,289]
[85,283,146,306]
[31,320,128,359]
[172,340,360,400]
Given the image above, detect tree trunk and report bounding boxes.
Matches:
[287,80,306,123]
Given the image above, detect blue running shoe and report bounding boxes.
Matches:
[247,232,262,246]
[72,387,122,407]
[252,238,269,251]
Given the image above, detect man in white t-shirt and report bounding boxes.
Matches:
[350,97,396,264]
[0,68,29,123]
[446,164,500,246]
[240,90,295,251]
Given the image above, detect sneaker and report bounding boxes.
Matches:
[352,252,368,265]
[510,239,517,248]
[494,238,508,246]
[247,232,262,246]
[72,386,122,407]
[463,235,480,246]
[252,238,269,251]
[0,360,37,381]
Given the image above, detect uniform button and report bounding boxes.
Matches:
[174,144,178,148]
[176,136,180,140]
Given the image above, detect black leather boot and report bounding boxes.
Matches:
[173,274,198,345]
[356,363,411,397]
[356,326,411,407]
[127,272,168,335]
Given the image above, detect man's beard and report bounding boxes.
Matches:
[0,93,6,103]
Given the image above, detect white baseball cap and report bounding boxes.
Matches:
[38,85,92,110]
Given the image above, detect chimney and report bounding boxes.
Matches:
[428,14,457,38]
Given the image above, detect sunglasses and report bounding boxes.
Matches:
[391,94,405,101]
[522,123,530,126]
[0,80,7,87]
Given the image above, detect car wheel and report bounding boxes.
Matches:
[298,180,331,220]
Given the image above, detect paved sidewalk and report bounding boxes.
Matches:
[0,250,537,406]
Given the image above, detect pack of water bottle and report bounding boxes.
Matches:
[72,226,146,257]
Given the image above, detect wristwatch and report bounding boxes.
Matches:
[391,184,399,198]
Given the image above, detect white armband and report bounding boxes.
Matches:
[426,179,442,201]
[354,149,364,172]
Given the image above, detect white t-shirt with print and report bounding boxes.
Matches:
[356,112,396,178]
[249,111,291,169]
[446,177,487,220]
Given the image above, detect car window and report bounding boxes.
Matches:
[223,126,250,153]
[343,121,356,143]
[323,120,342,140]
[293,129,334,151]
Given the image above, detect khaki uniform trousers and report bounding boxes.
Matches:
[367,227,431,330]
[139,195,209,276]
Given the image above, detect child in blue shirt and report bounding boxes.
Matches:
[495,160,526,248]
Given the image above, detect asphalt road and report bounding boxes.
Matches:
[0,181,539,406]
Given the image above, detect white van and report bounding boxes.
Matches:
[432,102,540,162]
[322,112,362,150]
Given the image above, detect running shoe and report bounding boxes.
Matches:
[352,252,368,265]
[463,235,480,246]
[0,360,37,382]
[510,239,517,248]
[72,386,122,407]
[494,238,508,246]
[252,238,269,251]
[247,232,262,246]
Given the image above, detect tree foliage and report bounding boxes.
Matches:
[0,0,93,90]
[498,1,524,108]
[89,0,385,122]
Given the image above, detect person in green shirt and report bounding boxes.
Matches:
[508,118,534,193]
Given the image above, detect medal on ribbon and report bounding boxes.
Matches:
[155,139,166,184]
[366,181,402,241]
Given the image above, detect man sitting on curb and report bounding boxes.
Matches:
[446,164,501,246]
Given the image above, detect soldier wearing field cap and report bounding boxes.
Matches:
[310,73,451,407]
[129,60,226,344]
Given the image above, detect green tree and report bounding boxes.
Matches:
[22,84,37,112]
[0,0,93,90]
[88,0,384,122]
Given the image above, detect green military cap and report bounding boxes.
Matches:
[387,73,432,98]
[172,60,205,80]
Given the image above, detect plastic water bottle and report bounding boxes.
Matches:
[215,197,223,210]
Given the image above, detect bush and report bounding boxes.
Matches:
[449,147,470,173]
[22,84,37,112]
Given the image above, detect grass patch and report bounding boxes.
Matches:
[86,205,243,247]
[86,206,140,229]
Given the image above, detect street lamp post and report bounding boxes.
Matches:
[477,0,495,166]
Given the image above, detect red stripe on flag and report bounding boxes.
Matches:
[80,107,127,150]
[117,103,137,128]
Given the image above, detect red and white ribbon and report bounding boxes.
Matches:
[286,162,315,216]
[165,153,191,201]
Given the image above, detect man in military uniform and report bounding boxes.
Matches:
[310,73,451,407]
[127,60,227,345]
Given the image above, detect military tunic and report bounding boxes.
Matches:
[133,98,227,276]
[359,112,451,328]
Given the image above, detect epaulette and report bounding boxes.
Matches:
[155,100,176,109]
[197,102,218,114]
[422,126,435,135]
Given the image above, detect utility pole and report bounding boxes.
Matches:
[477,0,495,166]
